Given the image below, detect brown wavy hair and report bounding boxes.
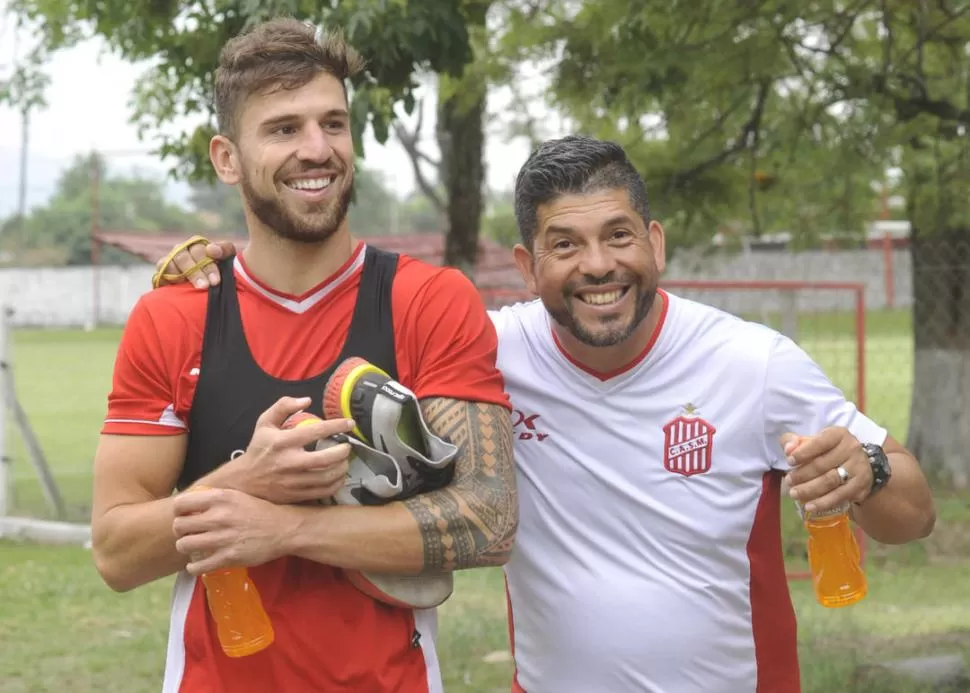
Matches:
[214,17,366,139]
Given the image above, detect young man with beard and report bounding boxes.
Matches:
[155,135,935,693]
[91,18,517,693]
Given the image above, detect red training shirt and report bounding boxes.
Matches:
[101,242,511,693]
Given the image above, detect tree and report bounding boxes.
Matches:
[481,189,518,247]
[531,1,970,485]
[396,191,445,233]
[6,152,205,265]
[390,74,489,271]
[437,69,489,275]
[187,178,248,236]
[519,2,886,243]
[389,1,567,272]
[0,11,59,242]
[13,0,488,266]
[396,3,493,275]
[386,8,501,275]
[346,166,404,236]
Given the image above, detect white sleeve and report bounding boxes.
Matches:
[488,307,513,342]
[762,334,888,471]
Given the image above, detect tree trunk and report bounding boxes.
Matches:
[905,224,970,489]
[436,82,487,280]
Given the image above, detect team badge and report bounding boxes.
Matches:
[662,402,716,477]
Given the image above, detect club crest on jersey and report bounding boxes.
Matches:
[662,403,716,477]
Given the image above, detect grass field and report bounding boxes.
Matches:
[2,313,968,693]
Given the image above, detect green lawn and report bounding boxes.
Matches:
[4,327,121,521]
[2,540,968,693]
[1,316,966,693]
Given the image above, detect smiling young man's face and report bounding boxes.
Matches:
[514,188,666,348]
[210,70,355,244]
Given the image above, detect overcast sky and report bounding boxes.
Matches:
[0,27,564,219]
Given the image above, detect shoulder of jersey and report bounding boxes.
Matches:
[663,290,783,354]
[134,280,209,321]
[393,252,478,293]
[394,252,448,278]
[488,297,544,340]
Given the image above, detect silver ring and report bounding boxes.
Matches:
[836,465,850,485]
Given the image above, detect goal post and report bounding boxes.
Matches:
[0,303,90,546]
[661,279,867,414]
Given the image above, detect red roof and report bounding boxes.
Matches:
[96,230,534,308]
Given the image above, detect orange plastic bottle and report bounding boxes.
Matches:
[803,503,868,608]
[188,486,275,657]
[200,566,275,657]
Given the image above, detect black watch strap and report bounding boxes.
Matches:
[861,442,891,496]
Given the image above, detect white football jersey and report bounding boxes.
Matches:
[490,289,887,693]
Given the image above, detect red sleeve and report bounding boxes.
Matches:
[101,292,194,436]
[396,265,511,410]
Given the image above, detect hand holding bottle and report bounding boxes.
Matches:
[182,486,275,657]
[781,431,869,608]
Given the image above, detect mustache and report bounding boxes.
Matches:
[279,164,345,179]
[563,272,636,295]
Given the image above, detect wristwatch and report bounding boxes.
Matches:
[861,442,892,497]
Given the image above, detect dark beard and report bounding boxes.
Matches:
[547,274,656,348]
[240,172,353,245]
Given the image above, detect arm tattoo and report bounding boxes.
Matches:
[403,398,518,571]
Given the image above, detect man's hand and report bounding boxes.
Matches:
[172,488,300,575]
[154,237,237,288]
[782,427,874,515]
[208,396,356,505]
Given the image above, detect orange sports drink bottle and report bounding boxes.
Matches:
[188,486,275,657]
[802,501,868,608]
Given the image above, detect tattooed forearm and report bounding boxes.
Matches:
[403,399,518,571]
